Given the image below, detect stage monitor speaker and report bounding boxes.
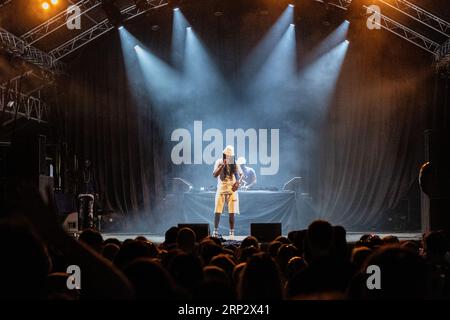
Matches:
[251,223,282,243]
[178,223,210,241]
[61,212,78,233]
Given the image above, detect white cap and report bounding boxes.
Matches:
[237,157,246,165]
[222,145,235,157]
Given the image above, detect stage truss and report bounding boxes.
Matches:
[0,72,49,124]
[49,0,169,61]
[1,0,450,126]
[363,5,440,57]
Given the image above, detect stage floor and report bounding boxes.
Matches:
[100,232,422,244]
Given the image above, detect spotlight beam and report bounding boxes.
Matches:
[301,20,350,67]
[246,24,298,118]
[297,40,349,112]
[171,8,189,69]
[241,5,295,80]
[251,24,297,92]
[183,27,228,98]
[135,43,182,106]
[119,27,148,104]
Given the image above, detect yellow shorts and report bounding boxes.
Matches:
[214,192,239,214]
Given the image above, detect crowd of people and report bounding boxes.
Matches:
[1,186,449,300]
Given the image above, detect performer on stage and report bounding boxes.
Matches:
[212,145,243,239]
[236,157,257,190]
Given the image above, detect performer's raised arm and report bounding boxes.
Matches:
[213,158,226,178]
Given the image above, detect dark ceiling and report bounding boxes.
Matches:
[0,0,449,84]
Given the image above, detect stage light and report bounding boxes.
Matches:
[118,25,124,30]
[289,4,294,7]
[174,7,179,11]
[41,1,50,10]
[50,0,58,5]
[186,26,192,30]
[134,44,140,50]
[290,23,295,27]
[101,0,124,27]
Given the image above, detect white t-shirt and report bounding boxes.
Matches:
[213,159,242,194]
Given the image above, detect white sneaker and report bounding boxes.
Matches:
[229,230,235,240]
[212,229,219,237]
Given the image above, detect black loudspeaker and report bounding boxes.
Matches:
[251,223,282,242]
[178,223,210,241]
[7,134,47,180]
[422,130,450,232]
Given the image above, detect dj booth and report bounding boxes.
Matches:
[178,190,308,235]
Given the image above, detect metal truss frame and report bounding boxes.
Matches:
[0,0,12,9]
[0,82,48,124]
[438,37,450,59]
[363,5,440,57]
[436,38,450,74]
[314,0,352,11]
[377,0,450,37]
[0,71,33,88]
[1,70,55,95]
[49,0,168,61]
[10,0,450,71]
[328,0,352,11]
[0,27,65,74]
[21,0,103,45]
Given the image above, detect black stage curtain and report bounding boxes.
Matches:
[61,32,168,226]
[310,20,434,229]
[60,1,440,230]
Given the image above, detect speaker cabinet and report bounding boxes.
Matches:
[178,223,210,241]
[422,130,450,232]
[251,223,282,242]
[8,134,46,179]
[62,212,78,233]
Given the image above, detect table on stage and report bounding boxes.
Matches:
[180,190,302,235]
